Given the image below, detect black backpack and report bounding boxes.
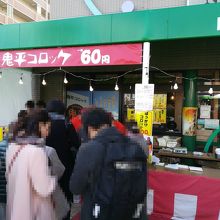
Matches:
[91,136,147,220]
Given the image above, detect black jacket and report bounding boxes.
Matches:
[69,127,127,220]
[46,118,80,202]
[0,140,7,203]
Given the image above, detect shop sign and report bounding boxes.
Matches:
[135,84,154,112]
[135,111,153,136]
[153,109,167,124]
[94,91,119,120]
[204,119,219,129]
[153,94,167,124]
[66,91,90,108]
[200,105,211,119]
[182,107,197,136]
[153,94,167,109]
[127,108,135,121]
[217,17,220,31]
[0,127,3,142]
[0,43,142,68]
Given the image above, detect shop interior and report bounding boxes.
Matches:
[33,65,220,156]
[30,38,220,165]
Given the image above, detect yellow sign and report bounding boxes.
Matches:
[0,127,3,142]
[153,109,167,124]
[153,94,167,109]
[127,108,135,121]
[136,111,153,136]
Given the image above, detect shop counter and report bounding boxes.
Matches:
[156,151,220,162]
[153,130,182,137]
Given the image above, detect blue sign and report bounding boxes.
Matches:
[67,90,119,119]
[93,91,119,120]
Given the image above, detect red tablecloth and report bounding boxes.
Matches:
[148,170,220,220]
[72,169,220,220]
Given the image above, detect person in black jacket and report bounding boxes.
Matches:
[69,107,147,220]
[0,140,7,220]
[46,100,80,220]
[69,107,112,220]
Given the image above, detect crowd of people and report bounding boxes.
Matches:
[0,99,148,220]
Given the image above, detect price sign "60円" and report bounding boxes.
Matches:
[80,49,110,65]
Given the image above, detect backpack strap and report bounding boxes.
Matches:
[7,145,26,175]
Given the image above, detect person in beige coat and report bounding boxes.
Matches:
[6,110,56,220]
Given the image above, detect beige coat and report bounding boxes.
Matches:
[6,143,56,220]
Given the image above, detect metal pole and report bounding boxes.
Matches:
[142,42,150,85]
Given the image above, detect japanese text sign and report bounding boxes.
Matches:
[127,108,135,121]
[136,111,153,136]
[153,94,167,109]
[135,84,155,112]
[0,43,142,68]
[153,109,167,124]
[200,105,211,119]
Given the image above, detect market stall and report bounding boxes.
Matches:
[71,165,220,220]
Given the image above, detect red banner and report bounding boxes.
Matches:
[0,43,142,68]
[148,170,220,220]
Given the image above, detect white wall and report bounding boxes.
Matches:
[50,0,186,19]
[0,68,32,126]
[187,0,220,5]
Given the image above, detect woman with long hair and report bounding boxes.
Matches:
[6,110,56,220]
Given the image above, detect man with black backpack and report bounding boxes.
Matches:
[69,107,147,220]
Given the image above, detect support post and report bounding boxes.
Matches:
[142,42,150,84]
[182,70,197,151]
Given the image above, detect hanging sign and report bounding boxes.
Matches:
[0,43,142,68]
[135,84,154,112]
[136,111,153,136]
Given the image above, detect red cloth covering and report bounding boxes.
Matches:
[72,170,220,220]
[71,115,82,132]
[148,170,220,220]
